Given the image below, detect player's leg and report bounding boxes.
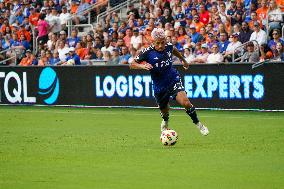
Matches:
[155,92,170,131]
[175,91,209,136]
[160,104,170,131]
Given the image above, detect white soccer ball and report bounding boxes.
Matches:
[160,129,178,146]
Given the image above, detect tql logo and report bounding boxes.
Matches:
[38,67,60,105]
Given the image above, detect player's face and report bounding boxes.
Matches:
[154,37,166,52]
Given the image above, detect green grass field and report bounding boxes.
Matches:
[0,106,284,189]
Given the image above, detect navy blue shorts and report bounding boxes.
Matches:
[154,79,185,110]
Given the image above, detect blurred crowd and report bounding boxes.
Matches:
[0,0,284,66]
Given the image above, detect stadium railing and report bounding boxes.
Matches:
[66,24,94,38]
[96,0,139,24]
[0,49,17,66]
[232,40,260,62]
[266,12,284,38]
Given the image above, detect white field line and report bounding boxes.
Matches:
[0,109,283,120]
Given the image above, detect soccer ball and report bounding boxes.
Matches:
[160,129,178,146]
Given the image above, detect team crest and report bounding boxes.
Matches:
[167,51,171,57]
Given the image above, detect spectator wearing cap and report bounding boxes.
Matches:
[160,8,174,27]
[59,6,71,29]
[118,46,131,64]
[207,44,224,64]
[268,29,284,50]
[191,43,210,64]
[238,42,260,62]
[207,33,218,50]
[19,49,35,66]
[224,33,242,62]
[192,15,204,33]
[63,47,81,65]
[239,22,253,44]
[249,21,267,45]
[67,29,80,48]
[109,47,120,64]
[189,24,202,44]
[185,15,193,28]
[131,28,142,51]
[248,12,263,30]
[199,4,210,25]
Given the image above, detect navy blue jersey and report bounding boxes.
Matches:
[134,43,180,94]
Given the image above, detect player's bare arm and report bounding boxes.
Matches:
[173,47,189,69]
[129,60,153,70]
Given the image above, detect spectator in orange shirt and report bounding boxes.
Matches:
[192,15,204,33]
[70,0,79,14]
[142,27,153,48]
[19,49,35,66]
[256,0,269,23]
[38,50,48,66]
[177,26,187,45]
[17,25,31,42]
[275,0,284,12]
[76,41,88,59]
[248,12,263,29]
[29,7,40,26]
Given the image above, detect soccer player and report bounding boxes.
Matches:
[130,28,209,136]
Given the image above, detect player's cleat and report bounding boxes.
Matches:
[161,120,169,131]
[196,122,209,136]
